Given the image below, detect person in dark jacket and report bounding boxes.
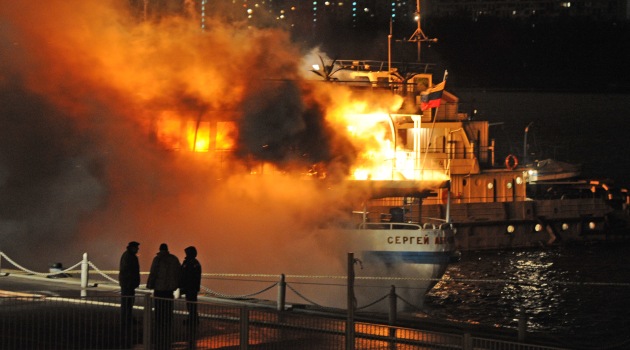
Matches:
[180,246,202,349]
[119,241,140,348]
[147,243,181,350]
[180,247,202,321]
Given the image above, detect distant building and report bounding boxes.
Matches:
[425,0,630,21]
[137,0,630,30]
[194,1,416,29]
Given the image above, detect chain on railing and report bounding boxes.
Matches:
[396,294,425,312]
[87,261,121,284]
[201,282,278,299]
[285,283,339,310]
[0,251,82,277]
[355,293,389,310]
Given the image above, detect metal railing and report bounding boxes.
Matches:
[0,294,569,350]
[0,251,574,349]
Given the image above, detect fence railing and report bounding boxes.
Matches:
[0,251,447,313]
[0,251,572,349]
[0,294,569,350]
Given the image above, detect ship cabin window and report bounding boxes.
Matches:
[187,121,211,152]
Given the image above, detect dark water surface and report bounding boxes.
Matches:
[424,244,630,349]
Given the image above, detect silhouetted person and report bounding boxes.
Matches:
[119,241,140,348]
[180,246,202,349]
[147,243,180,350]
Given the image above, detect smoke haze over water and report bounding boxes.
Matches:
[0,0,370,279]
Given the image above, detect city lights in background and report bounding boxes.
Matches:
[153,0,620,31]
[198,1,414,30]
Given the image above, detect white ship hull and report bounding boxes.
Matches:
[319,221,456,311]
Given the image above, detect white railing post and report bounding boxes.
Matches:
[81,253,89,289]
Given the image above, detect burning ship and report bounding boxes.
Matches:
[307,58,630,251]
[293,0,629,251]
[8,0,625,312]
[149,69,459,309]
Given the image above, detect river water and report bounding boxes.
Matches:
[423,244,630,349]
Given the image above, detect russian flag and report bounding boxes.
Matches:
[420,80,446,111]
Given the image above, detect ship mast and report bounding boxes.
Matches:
[407,0,437,62]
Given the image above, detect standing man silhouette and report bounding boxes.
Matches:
[147,243,180,350]
[119,241,140,348]
[180,246,202,349]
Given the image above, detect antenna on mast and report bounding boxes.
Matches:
[407,0,438,62]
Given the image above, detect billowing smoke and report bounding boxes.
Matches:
[0,1,354,268]
[0,1,421,310]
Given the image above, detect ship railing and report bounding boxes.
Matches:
[333,59,434,73]
[358,222,446,230]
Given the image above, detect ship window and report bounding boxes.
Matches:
[506,182,513,189]
[187,121,210,152]
[463,179,467,186]
[516,176,523,185]
[487,182,493,189]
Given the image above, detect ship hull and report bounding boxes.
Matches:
[423,198,629,250]
[323,223,456,311]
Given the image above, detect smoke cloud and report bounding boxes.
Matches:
[0,0,370,282]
